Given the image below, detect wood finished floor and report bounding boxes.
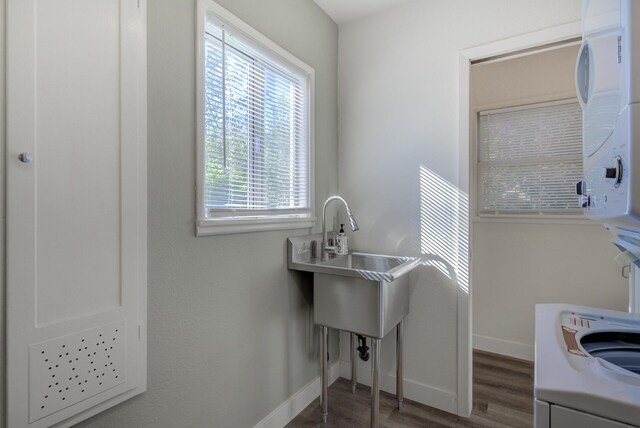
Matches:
[286,351,534,428]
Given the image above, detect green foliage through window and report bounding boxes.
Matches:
[203,27,309,218]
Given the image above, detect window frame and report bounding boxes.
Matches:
[472,96,588,223]
[196,0,315,236]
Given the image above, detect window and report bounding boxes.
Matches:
[476,99,583,217]
[196,0,314,235]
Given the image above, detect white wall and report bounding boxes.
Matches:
[1,1,338,427]
[471,46,628,361]
[0,0,5,424]
[337,0,582,414]
[473,223,628,359]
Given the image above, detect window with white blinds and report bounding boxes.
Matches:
[477,99,583,216]
[197,1,314,235]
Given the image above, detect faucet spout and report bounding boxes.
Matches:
[347,212,359,232]
[322,195,359,255]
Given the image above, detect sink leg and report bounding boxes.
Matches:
[320,325,328,424]
[350,332,357,393]
[396,320,404,410]
[371,337,380,428]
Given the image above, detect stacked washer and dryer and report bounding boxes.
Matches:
[534,1,640,427]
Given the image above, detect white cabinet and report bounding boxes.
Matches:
[6,0,147,426]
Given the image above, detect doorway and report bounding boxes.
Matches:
[456,22,585,417]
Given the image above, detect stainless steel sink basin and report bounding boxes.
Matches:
[314,252,418,282]
[287,234,420,282]
[287,234,420,338]
[322,253,403,270]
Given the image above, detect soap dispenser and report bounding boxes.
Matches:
[335,224,349,255]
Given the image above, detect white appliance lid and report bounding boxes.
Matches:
[535,303,640,426]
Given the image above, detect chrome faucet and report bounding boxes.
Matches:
[322,195,359,254]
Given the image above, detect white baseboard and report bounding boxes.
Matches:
[252,362,340,428]
[473,334,534,361]
[338,359,458,415]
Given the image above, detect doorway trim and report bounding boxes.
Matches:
[456,20,582,417]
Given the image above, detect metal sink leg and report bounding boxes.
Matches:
[371,338,380,428]
[317,324,401,427]
[396,320,404,410]
[320,326,329,424]
[351,333,357,393]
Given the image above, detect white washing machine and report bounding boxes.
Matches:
[535,304,640,427]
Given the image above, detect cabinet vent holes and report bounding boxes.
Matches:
[29,321,126,422]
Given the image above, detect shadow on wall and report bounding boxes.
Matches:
[419,165,469,294]
[287,269,317,359]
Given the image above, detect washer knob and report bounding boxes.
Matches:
[602,156,623,187]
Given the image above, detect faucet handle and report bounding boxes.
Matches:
[322,236,336,253]
[310,240,317,259]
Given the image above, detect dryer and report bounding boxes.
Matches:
[578,0,640,225]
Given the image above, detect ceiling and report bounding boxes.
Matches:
[313,0,415,25]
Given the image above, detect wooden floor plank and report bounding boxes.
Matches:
[286,350,534,427]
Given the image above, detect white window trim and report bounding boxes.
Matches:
[195,0,315,236]
[471,92,587,224]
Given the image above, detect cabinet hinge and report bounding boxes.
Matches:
[618,35,622,64]
[138,324,141,341]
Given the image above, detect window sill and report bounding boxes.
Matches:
[196,216,316,236]
[473,214,598,226]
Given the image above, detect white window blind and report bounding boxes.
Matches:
[477,99,583,215]
[202,15,310,222]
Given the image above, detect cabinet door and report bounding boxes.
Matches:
[6,0,147,427]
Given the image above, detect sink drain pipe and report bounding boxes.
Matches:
[357,335,370,361]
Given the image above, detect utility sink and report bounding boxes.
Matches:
[287,234,420,338]
[313,252,418,282]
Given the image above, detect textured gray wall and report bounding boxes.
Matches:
[78,0,338,426]
[0,0,338,427]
